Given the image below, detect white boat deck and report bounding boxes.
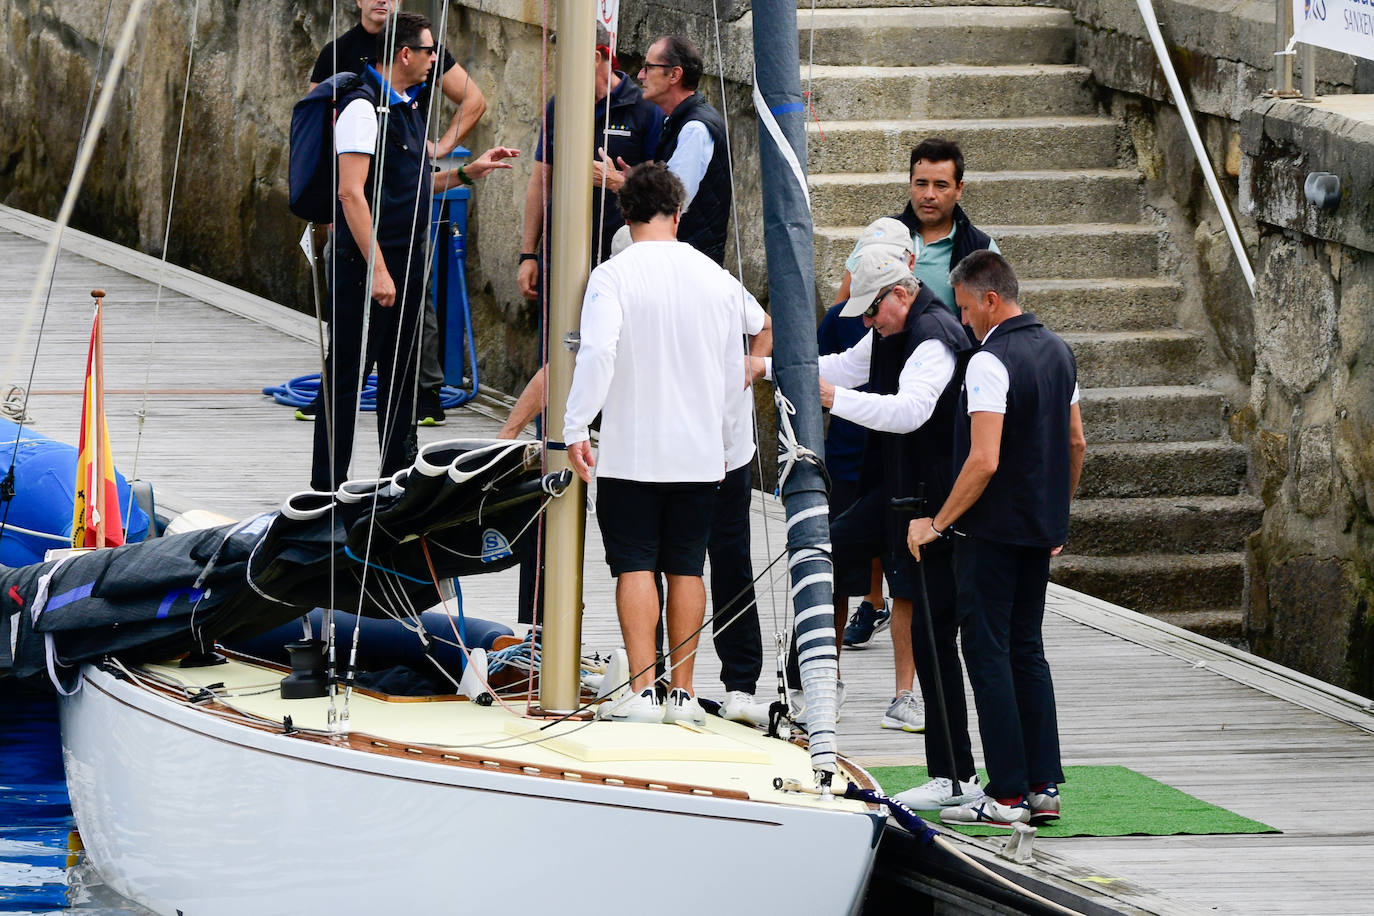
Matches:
[4,207,1374,915]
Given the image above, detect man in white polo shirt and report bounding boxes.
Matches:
[565,162,752,726]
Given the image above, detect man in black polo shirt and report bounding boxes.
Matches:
[593,36,730,265]
[908,250,1086,829]
[309,0,485,157]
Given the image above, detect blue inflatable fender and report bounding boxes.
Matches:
[0,417,152,567]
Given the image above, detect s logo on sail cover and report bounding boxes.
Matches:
[480,529,513,563]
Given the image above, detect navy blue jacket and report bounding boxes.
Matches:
[537,74,663,262]
[955,314,1078,547]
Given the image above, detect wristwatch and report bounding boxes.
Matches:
[519,253,539,263]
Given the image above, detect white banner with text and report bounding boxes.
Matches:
[1293,0,1374,61]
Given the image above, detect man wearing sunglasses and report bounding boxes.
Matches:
[752,230,978,808]
[312,13,515,492]
[594,36,731,266]
[307,0,488,430]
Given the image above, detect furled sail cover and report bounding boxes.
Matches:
[1,439,564,689]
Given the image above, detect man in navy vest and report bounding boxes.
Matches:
[311,12,515,491]
[592,36,731,265]
[307,0,487,427]
[753,243,980,806]
[908,250,1086,828]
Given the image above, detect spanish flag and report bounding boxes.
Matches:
[71,294,124,549]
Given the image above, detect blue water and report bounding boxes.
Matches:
[0,683,145,915]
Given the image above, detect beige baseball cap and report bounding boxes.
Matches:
[854,217,915,258]
[840,248,915,318]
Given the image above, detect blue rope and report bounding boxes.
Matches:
[262,374,474,412]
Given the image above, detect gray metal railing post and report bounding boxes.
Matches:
[1274,0,1296,96]
[1301,42,1318,100]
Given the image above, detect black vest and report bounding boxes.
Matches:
[656,92,731,264]
[335,70,430,254]
[954,314,1078,547]
[894,202,992,273]
[857,284,971,512]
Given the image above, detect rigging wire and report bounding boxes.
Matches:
[129,0,204,486]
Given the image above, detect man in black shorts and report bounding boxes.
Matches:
[564,163,746,726]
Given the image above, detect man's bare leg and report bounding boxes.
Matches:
[617,570,661,692]
[664,573,706,693]
[891,597,915,695]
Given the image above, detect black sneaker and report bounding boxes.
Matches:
[416,387,447,426]
[294,398,318,421]
[843,599,891,647]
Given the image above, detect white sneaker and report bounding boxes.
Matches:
[596,687,661,723]
[940,793,1031,829]
[894,774,982,810]
[720,691,771,728]
[663,687,707,725]
[880,690,925,732]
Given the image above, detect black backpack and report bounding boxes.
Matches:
[288,72,376,222]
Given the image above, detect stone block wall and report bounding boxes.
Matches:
[1239,99,1374,694]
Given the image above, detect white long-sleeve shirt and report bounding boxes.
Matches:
[765,334,956,434]
[563,240,740,482]
[666,120,713,210]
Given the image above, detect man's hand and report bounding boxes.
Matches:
[465,146,520,180]
[748,355,768,384]
[518,258,539,300]
[1050,543,1066,558]
[819,378,836,409]
[568,441,595,483]
[592,148,626,192]
[907,517,940,562]
[371,264,396,308]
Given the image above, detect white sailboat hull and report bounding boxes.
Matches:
[60,664,883,915]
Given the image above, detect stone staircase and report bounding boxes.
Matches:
[792,1,1261,640]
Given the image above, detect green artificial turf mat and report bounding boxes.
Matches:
[868,764,1279,838]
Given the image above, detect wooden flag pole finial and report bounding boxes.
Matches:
[90,289,106,301]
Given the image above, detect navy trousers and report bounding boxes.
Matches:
[709,465,762,694]
[312,244,424,491]
[953,535,1064,799]
[910,538,976,782]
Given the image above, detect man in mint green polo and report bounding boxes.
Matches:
[833,137,999,314]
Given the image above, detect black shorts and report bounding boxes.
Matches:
[596,478,717,577]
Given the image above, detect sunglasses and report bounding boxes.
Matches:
[863,285,896,318]
[406,44,439,55]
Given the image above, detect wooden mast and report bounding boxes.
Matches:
[537,1,595,714]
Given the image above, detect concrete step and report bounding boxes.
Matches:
[1062,330,1203,387]
[1067,496,1263,556]
[813,223,1163,295]
[1051,552,1247,614]
[800,64,1097,121]
[810,168,1140,226]
[992,223,1162,279]
[1078,386,1227,443]
[801,0,1051,7]
[1077,440,1249,499]
[1022,278,1181,332]
[807,118,1122,174]
[781,7,1076,67]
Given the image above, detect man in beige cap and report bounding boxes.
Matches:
[756,237,981,808]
